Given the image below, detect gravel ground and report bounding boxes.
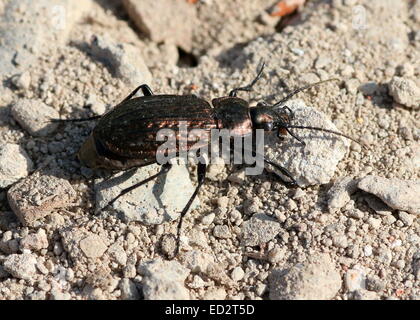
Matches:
[0,0,419,300]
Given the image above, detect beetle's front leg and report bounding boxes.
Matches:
[172,161,207,257]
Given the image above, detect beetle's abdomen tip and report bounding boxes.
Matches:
[78,134,99,169]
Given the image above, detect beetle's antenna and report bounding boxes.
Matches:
[272,78,339,108]
[229,60,266,97]
[284,124,365,147]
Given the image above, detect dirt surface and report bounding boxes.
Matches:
[0,0,419,300]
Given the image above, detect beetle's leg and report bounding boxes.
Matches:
[229,61,265,97]
[49,115,102,123]
[120,84,154,104]
[264,159,298,187]
[103,163,171,210]
[174,162,207,256]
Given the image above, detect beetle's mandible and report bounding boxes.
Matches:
[55,63,362,257]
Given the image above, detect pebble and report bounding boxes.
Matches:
[107,243,128,266]
[138,258,190,300]
[11,99,59,137]
[358,175,420,215]
[90,34,152,87]
[241,213,281,247]
[0,143,33,188]
[345,269,366,292]
[79,234,108,259]
[7,171,77,226]
[201,213,215,225]
[11,71,31,90]
[365,275,385,292]
[213,225,231,239]
[398,211,414,226]
[231,267,245,281]
[3,253,37,280]
[179,250,214,273]
[122,0,196,52]
[20,229,49,251]
[358,82,378,96]
[95,163,198,224]
[265,100,350,187]
[363,245,373,257]
[269,253,341,300]
[314,55,332,69]
[327,177,359,212]
[388,77,419,109]
[119,278,140,300]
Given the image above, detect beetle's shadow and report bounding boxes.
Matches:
[93,166,169,219]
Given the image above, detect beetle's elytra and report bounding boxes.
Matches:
[58,63,361,257]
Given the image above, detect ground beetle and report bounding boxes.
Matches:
[55,63,361,256]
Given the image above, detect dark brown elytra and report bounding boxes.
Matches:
[54,63,361,258]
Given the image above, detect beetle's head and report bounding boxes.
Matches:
[250,104,293,137]
[250,102,364,146]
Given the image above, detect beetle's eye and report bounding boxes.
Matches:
[264,122,274,131]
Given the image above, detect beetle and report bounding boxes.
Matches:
[56,63,361,256]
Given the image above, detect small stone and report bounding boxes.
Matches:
[203,288,227,300]
[90,34,152,87]
[265,100,350,187]
[119,278,140,300]
[269,253,341,300]
[96,163,198,224]
[315,55,332,69]
[228,169,246,184]
[79,234,108,259]
[122,0,196,52]
[179,250,214,273]
[241,213,281,247]
[11,71,31,90]
[398,211,414,226]
[359,82,378,96]
[348,209,364,219]
[267,247,286,264]
[213,225,231,239]
[345,269,366,292]
[365,276,385,292]
[7,171,76,226]
[352,289,379,300]
[367,217,381,229]
[139,258,190,300]
[0,143,33,188]
[332,235,348,248]
[363,245,373,257]
[327,177,359,212]
[107,243,128,265]
[388,77,419,109]
[20,229,48,251]
[231,267,245,281]
[3,253,37,280]
[11,99,59,137]
[50,289,72,300]
[358,175,420,215]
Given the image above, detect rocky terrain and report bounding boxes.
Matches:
[0,0,418,300]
